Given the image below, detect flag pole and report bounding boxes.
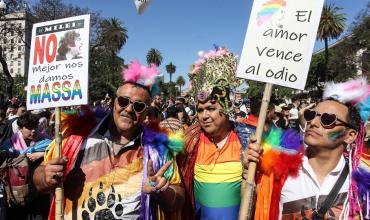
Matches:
[239,83,273,220]
[54,107,64,220]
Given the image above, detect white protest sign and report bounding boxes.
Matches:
[237,0,325,90]
[27,15,90,110]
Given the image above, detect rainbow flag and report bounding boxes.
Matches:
[194,131,243,219]
[257,0,286,26]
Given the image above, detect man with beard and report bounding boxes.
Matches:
[178,47,256,220]
[245,78,370,219]
[33,60,184,219]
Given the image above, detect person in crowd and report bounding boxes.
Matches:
[275,103,290,129]
[176,105,191,129]
[178,47,256,219]
[0,111,52,219]
[6,104,18,120]
[160,105,183,132]
[241,97,261,127]
[245,78,370,219]
[183,94,196,120]
[233,100,247,122]
[145,106,163,125]
[33,60,185,220]
[234,93,248,115]
[288,96,300,131]
[151,95,164,120]
[11,104,26,133]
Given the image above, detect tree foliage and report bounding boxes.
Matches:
[317,3,346,81]
[305,4,368,90]
[176,75,185,94]
[165,62,176,97]
[146,48,163,67]
[96,18,128,54]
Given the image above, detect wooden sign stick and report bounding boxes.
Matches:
[54,107,64,220]
[239,83,273,220]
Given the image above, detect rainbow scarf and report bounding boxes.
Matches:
[254,128,304,220]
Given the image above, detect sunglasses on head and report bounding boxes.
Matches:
[116,96,147,113]
[303,109,355,129]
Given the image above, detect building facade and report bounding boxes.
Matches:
[0,11,34,78]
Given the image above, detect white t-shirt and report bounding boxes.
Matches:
[279,155,349,219]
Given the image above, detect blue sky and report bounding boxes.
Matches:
[33,0,369,89]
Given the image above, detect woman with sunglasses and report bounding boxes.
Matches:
[244,78,370,220]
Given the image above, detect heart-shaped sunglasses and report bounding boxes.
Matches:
[116,96,147,113]
[303,109,355,130]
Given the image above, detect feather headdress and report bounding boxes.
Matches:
[122,60,160,93]
[323,77,370,122]
[189,46,244,114]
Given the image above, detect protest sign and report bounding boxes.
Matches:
[27,15,90,110]
[237,0,325,90]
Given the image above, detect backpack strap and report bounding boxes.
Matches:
[312,160,349,219]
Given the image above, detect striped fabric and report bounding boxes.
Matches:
[62,118,182,220]
[194,131,243,219]
[159,118,183,132]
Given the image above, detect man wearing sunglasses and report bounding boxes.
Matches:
[32,61,185,219]
[245,79,369,219]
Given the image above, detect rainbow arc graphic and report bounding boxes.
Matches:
[257,0,286,26]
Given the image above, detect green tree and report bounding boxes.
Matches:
[176,75,185,95]
[97,18,128,54]
[317,3,346,81]
[12,74,26,98]
[347,3,370,77]
[146,48,163,66]
[165,62,176,97]
[89,48,124,102]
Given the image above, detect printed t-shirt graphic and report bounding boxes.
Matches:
[62,127,181,220]
[194,131,242,219]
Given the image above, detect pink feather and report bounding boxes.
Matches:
[123,60,142,82]
[122,60,160,89]
[323,77,368,104]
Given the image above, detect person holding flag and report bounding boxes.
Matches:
[32,60,185,220]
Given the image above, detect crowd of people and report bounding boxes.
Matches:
[0,48,368,220]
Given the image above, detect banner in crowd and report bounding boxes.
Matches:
[27,15,90,110]
[237,0,325,90]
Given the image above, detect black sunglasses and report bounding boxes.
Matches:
[303,109,355,129]
[116,96,147,113]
